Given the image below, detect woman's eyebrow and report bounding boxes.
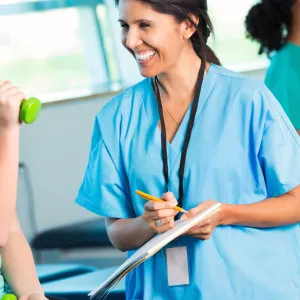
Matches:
[118,18,154,24]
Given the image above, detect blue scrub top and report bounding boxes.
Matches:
[76,64,300,300]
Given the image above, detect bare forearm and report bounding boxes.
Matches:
[106,216,156,252]
[225,193,300,228]
[0,129,19,246]
[1,226,43,297]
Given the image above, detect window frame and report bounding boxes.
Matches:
[0,0,269,104]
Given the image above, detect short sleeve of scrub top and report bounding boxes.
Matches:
[75,95,135,219]
[257,85,300,197]
[265,43,300,130]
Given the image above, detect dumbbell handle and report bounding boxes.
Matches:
[20,97,41,124]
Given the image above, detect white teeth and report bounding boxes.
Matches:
[136,51,156,61]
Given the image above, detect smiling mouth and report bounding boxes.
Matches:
[135,50,156,63]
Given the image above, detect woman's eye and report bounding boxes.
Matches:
[120,23,129,28]
[140,22,150,28]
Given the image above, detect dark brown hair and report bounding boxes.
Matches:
[245,0,296,56]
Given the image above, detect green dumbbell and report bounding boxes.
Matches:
[20,97,42,124]
[1,293,17,300]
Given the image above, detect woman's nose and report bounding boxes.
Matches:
[125,28,143,49]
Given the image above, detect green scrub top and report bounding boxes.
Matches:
[265,42,300,130]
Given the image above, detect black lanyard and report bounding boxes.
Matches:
[152,61,206,211]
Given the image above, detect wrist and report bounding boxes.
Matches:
[0,125,20,137]
[138,216,156,236]
[219,203,238,226]
[24,291,45,299]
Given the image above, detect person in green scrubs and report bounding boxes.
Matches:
[0,80,48,300]
[246,0,300,133]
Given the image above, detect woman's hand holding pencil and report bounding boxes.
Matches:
[138,190,180,233]
[136,190,187,213]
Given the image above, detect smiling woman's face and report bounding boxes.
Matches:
[118,0,188,78]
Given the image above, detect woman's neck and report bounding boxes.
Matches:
[156,47,203,104]
[288,4,300,46]
[288,30,300,47]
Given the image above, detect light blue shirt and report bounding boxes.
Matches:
[76,64,300,300]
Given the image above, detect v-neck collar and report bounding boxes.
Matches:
[142,63,217,161]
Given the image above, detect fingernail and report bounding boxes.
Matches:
[181,214,187,221]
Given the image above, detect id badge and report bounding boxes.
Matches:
[166,246,190,286]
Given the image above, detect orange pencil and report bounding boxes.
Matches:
[136,190,188,213]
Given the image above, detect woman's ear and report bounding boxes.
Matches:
[182,14,199,39]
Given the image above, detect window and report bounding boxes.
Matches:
[0,0,119,101]
[0,0,268,102]
[208,0,268,71]
[0,8,90,96]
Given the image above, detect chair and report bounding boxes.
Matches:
[19,162,118,266]
[42,267,125,300]
[31,218,112,250]
[36,263,96,284]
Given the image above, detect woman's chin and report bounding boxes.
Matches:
[138,67,160,78]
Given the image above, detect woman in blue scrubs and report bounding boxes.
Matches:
[246,0,300,133]
[76,0,300,299]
